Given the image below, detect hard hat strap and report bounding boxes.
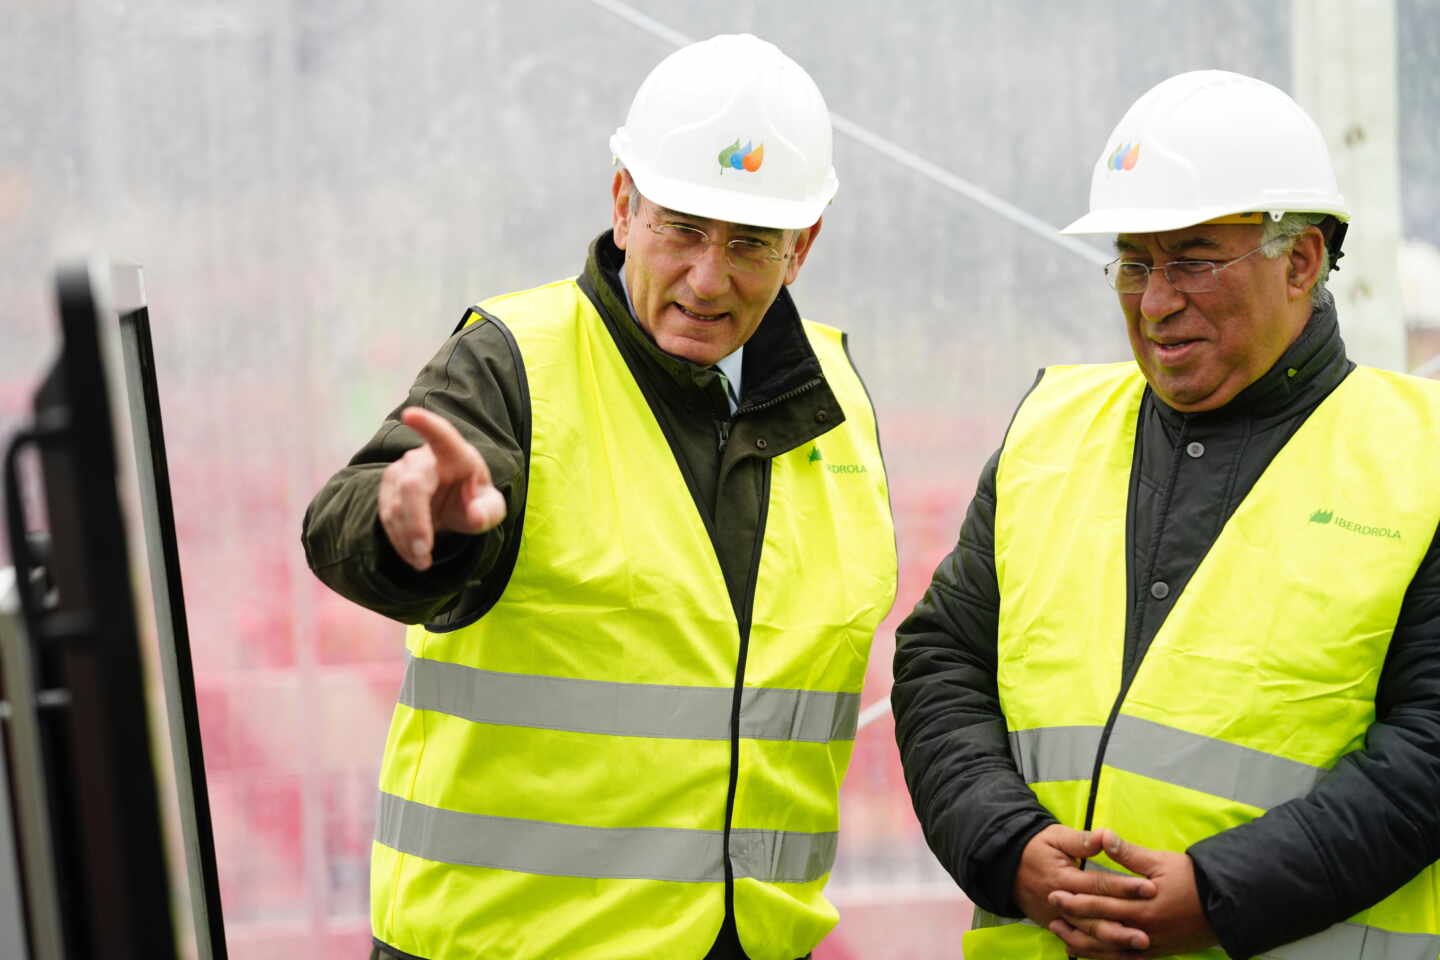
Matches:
[1322,218,1348,273]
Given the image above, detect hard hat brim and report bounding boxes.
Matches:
[1061,203,1350,236]
[622,158,836,231]
[1060,207,1236,235]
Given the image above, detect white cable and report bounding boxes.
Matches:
[856,695,892,731]
[585,0,693,47]
[1410,352,1440,379]
[584,0,1112,266]
[828,114,1111,265]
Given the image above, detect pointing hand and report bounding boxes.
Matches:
[378,407,507,570]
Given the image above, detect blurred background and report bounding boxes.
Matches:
[4,1,1438,956]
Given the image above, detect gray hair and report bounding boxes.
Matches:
[1260,212,1333,306]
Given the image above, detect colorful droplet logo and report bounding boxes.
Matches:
[718,139,764,173]
[1107,141,1141,171]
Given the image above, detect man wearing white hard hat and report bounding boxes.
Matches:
[303,34,896,960]
[894,70,1440,959]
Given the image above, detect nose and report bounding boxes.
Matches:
[686,241,735,301]
[1139,264,1186,322]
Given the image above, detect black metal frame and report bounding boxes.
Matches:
[115,289,228,959]
[0,261,227,959]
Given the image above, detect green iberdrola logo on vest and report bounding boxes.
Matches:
[808,444,867,474]
[1309,507,1400,540]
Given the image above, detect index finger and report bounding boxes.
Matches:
[1048,916,1149,959]
[1044,826,1104,862]
[401,407,488,480]
[1062,866,1156,901]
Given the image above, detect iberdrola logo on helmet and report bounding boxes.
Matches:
[717,138,765,173]
[1107,141,1141,171]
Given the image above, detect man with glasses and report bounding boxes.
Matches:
[303,33,896,960]
[894,70,1440,959]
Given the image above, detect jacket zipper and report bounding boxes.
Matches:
[715,418,732,453]
[736,376,821,416]
[720,459,773,926]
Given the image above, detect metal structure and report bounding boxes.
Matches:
[0,261,226,960]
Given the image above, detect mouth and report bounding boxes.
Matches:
[1151,337,1201,363]
[675,303,730,323]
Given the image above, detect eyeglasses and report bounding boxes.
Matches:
[642,206,791,274]
[1104,241,1274,294]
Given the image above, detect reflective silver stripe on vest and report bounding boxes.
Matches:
[399,654,858,743]
[1009,726,1105,782]
[1002,731,1437,957]
[1259,922,1440,959]
[971,906,1040,930]
[375,791,836,884]
[1009,719,1326,811]
[730,825,838,885]
[1105,715,1326,811]
[977,896,1439,959]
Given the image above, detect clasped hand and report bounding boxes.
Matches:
[378,407,507,570]
[1014,825,1216,959]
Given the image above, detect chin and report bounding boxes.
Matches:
[660,338,719,365]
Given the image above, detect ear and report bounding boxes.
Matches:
[612,170,634,250]
[783,217,824,285]
[1285,226,1326,300]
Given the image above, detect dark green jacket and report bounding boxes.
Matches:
[303,230,857,960]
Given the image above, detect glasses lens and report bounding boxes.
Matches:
[1106,260,1149,293]
[725,239,782,272]
[652,222,707,251]
[1165,260,1218,293]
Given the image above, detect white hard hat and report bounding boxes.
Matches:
[610,34,837,230]
[1061,70,1350,235]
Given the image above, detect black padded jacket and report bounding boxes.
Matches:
[891,300,1440,959]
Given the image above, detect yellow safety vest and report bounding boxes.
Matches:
[370,278,897,960]
[965,362,1440,960]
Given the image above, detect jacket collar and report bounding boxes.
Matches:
[1150,294,1352,428]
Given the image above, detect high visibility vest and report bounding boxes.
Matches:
[965,362,1440,960]
[370,278,897,960]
